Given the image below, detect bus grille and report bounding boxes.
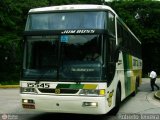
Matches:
[38,88,79,94]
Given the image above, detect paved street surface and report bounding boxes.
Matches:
[0,78,160,120]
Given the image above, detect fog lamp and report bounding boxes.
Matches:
[82,102,98,107]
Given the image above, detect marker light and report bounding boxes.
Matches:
[99,89,105,95]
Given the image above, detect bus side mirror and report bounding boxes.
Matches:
[114,46,120,63]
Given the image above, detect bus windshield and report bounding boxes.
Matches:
[25,11,106,30]
[23,35,102,81]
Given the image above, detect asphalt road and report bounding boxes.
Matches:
[0,78,160,120]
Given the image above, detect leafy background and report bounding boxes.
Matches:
[0,0,160,84]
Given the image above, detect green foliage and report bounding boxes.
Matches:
[0,33,21,82]
[111,1,160,42]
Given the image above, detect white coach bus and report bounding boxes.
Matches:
[20,4,142,115]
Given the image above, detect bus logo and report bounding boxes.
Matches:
[55,89,61,94]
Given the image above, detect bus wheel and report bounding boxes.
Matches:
[132,80,138,96]
[110,87,121,115]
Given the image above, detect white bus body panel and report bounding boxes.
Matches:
[21,94,109,114]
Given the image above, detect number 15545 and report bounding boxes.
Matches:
[27,83,50,88]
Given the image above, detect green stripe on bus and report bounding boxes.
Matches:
[56,84,71,89]
[123,53,132,96]
[56,84,97,89]
[69,84,84,89]
[129,55,133,69]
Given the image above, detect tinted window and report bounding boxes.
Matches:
[25,12,105,30]
[26,36,58,69]
[62,35,102,62]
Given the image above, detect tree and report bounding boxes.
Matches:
[0,0,53,83]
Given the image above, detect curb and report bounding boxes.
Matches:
[154,90,160,100]
[0,85,20,88]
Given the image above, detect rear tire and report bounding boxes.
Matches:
[132,80,138,96]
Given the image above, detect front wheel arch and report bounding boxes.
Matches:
[109,82,121,115]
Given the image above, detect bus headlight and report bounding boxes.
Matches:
[22,99,35,109]
[79,89,105,96]
[22,99,35,104]
[20,87,37,94]
[82,102,98,107]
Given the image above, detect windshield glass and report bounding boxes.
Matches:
[23,35,102,81]
[61,35,101,61]
[23,36,58,80]
[25,12,105,30]
[26,36,58,69]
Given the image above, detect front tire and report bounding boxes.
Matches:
[110,87,121,115]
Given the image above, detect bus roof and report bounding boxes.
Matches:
[29,4,117,14]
